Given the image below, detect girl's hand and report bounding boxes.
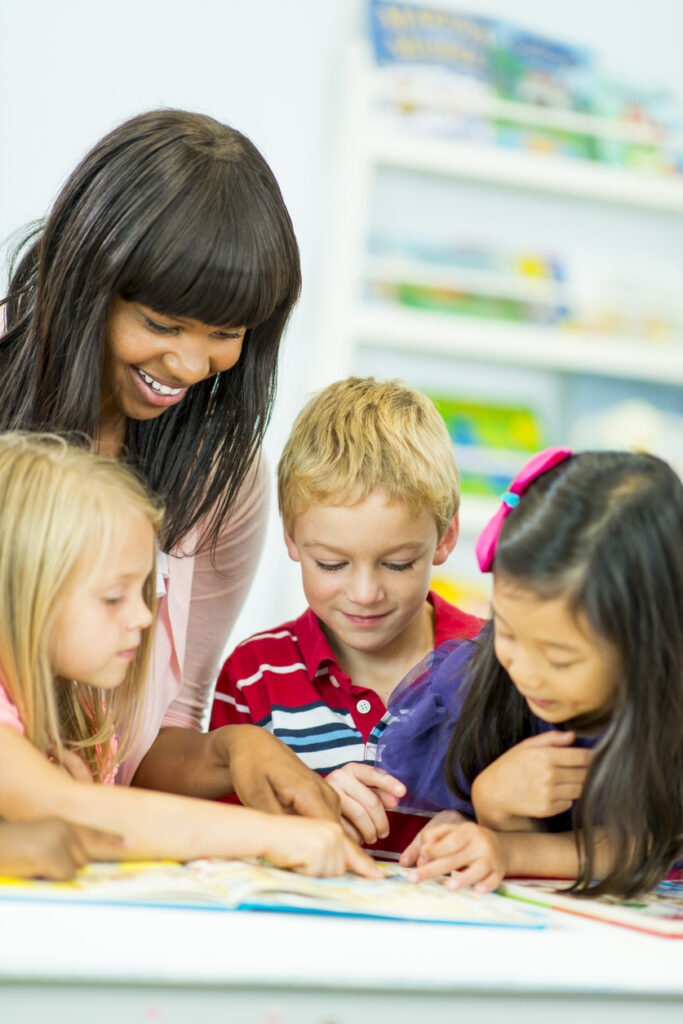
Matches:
[408,821,508,894]
[472,732,592,830]
[399,810,468,867]
[326,764,406,844]
[0,819,127,880]
[261,817,383,879]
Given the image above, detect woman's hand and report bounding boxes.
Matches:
[225,726,342,821]
[261,817,383,879]
[0,819,127,880]
[326,763,406,844]
[133,725,342,821]
[399,810,468,867]
[472,732,592,830]
[407,820,508,894]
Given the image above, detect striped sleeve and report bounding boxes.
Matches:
[209,628,302,731]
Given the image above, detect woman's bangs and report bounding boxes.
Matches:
[117,181,298,329]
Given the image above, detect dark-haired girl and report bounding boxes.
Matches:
[378,449,683,898]
[0,109,337,819]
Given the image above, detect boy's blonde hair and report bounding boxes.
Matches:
[278,377,460,537]
[0,433,163,781]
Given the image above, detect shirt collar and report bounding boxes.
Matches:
[296,608,347,682]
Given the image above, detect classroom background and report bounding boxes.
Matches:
[1,0,682,650]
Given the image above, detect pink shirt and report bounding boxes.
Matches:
[0,680,25,735]
[116,457,268,785]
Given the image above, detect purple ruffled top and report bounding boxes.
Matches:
[377,635,600,830]
[377,639,477,816]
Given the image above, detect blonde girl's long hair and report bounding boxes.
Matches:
[0,433,163,781]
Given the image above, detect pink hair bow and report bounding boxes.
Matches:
[475,447,573,572]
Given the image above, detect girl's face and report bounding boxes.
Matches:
[49,510,154,690]
[101,297,246,425]
[491,576,619,732]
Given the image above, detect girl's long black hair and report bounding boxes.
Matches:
[445,451,683,898]
[1,109,301,552]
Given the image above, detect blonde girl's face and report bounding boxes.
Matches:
[49,510,155,690]
[492,577,619,734]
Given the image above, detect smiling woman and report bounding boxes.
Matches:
[100,297,247,451]
[0,109,339,821]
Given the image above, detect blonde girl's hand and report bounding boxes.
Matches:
[408,821,508,894]
[399,810,469,868]
[0,819,127,880]
[471,731,593,830]
[325,764,406,845]
[261,816,383,879]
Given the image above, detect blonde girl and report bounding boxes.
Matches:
[0,433,377,876]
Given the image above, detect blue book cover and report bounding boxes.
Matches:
[368,0,495,83]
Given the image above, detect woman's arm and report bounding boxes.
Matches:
[0,726,377,876]
[132,725,342,820]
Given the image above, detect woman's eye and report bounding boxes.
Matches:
[315,561,346,572]
[144,316,177,335]
[102,595,123,606]
[385,561,416,572]
[213,329,244,341]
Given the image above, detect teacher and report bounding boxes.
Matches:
[0,108,339,819]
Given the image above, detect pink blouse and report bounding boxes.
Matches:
[116,457,269,785]
[0,680,25,736]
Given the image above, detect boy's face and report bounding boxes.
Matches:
[284,491,458,657]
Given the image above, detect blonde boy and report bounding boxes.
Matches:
[210,378,482,857]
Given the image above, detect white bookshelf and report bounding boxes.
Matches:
[315,41,683,601]
[370,132,683,212]
[354,306,683,385]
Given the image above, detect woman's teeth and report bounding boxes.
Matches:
[137,369,183,395]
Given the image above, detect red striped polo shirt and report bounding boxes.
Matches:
[210,591,483,859]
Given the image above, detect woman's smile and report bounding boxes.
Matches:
[102,297,246,425]
[131,366,189,407]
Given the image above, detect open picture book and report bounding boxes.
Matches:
[0,857,545,929]
[499,872,683,938]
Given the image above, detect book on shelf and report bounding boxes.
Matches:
[499,873,683,939]
[0,857,545,928]
[365,1,683,175]
[368,0,494,84]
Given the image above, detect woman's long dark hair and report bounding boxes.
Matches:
[1,109,301,552]
[445,451,683,898]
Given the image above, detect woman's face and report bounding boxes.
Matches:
[102,297,246,424]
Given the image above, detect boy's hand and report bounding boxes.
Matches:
[407,821,508,894]
[472,732,592,830]
[325,764,406,845]
[399,810,468,867]
[261,817,383,879]
[0,819,127,880]
[226,726,341,822]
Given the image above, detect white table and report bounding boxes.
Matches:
[1,899,681,1022]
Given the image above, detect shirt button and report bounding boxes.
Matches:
[356,699,372,715]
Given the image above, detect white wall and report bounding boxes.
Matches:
[2,0,682,651]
